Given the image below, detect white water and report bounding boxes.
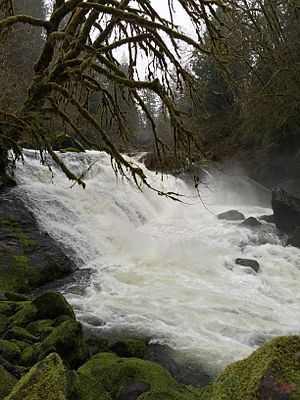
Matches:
[14,150,300,375]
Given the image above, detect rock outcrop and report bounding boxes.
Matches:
[271,188,300,234]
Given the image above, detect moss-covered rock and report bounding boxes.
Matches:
[139,387,202,400]
[0,302,22,317]
[0,339,21,362]
[84,335,109,356]
[3,293,29,302]
[198,335,300,400]
[10,303,37,327]
[32,292,75,320]
[54,315,73,326]
[0,365,17,400]
[40,319,89,369]
[77,352,179,399]
[109,339,150,360]
[26,319,54,338]
[5,352,68,400]
[3,327,39,344]
[19,345,39,367]
[0,314,9,335]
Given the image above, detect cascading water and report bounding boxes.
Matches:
[13,150,300,376]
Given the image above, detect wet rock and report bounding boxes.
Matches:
[271,188,300,233]
[117,381,151,400]
[32,292,75,320]
[241,217,262,228]
[109,339,150,360]
[5,353,68,400]
[287,227,300,249]
[217,210,245,221]
[259,214,275,223]
[235,258,260,273]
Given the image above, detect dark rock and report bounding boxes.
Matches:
[217,210,245,221]
[117,381,151,400]
[241,217,262,228]
[287,226,300,249]
[32,292,75,320]
[259,214,275,223]
[271,188,300,233]
[109,339,150,360]
[235,258,260,273]
[84,335,109,356]
[279,179,300,199]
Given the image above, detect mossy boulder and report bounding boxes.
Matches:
[0,314,9,335]
[40,319,89,368]
[0,302,20,317]
[0,365,17,400]
[84,335,109,356]
[26,319,54,338]
[5,352,68,400]
[32,292,75,320]
[198,335,300,400]
[19,345,39,367]
[0,339,21,362]
[77,352,179,399]
[3,293,29,302]
[109,339,150,360]
[10,303,38,327]
[3,327,39,344]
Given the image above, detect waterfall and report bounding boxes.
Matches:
[13,150,300,375]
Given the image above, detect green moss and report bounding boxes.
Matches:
[77,352,178,399]
[9,340,30,351]
[0,314,9,335]
[3,326,39,344]
[3,292,29,302]
[32,292,75,320]
[140,388,202,400]
[0,365,17,400]
[198,335,300,400]
[5,353,68,400]
[54,315,72,326]
[0,302,21,317]
[0,216,36,249]
[84,335,109,356]
[40,319,89,368]
[0,339,21,362]
[0,255,41,293]
[26,319,54,337]
[109,338,150,359]
[19,345,39,367]
[10,303,38,327]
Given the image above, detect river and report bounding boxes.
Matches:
[13,150,300,377]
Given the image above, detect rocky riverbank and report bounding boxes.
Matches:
[0,291,300,399]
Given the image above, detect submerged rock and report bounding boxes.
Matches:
[241,217,262,229]
[271,188,300,233]
[217,210,245,221]
[235,258,260,273]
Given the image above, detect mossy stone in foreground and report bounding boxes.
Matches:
[3,326,39,344]
[10,303,38,327]
[77,352,178,399]
[109,339,150,359]
[32,292,75,320]
[0,365,16,400]
[3,293,29,302]
[0,339,21,362]
[198,335,300,400]
[5,352,68,400]
[26,319,54,337]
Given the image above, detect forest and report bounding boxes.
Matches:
[0,1,300,400]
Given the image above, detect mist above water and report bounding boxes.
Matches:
[14,150,300,376]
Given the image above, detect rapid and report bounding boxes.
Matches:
[13,150,300,376]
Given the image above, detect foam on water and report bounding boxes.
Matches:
[13,150,300,374]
